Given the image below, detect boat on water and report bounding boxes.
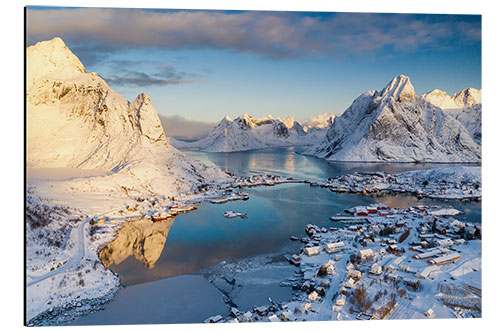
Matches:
[224,211,248,218]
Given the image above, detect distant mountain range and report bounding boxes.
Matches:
[304,75,481,163]
[422,88,481,145]
[170,112,335,152]
[28,38,481,166]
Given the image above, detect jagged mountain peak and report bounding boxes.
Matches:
[239,112,253,120]
[379,74,417,103]
[236,113,256,129]
[134,92,151,103]
[421,89,457,109]
[306,76,481,163]
[422,87,482,110]
[27,37,228,195]
[282,116,296,128]
[129,93,164,142]
[27,37,86,83]
[452,87,482,108]
[426,89,448,96]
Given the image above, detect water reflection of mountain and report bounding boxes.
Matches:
[99,218,175,269]
[185,147,469,182]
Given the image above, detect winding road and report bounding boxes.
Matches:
[27,220,87,287]
[26,205,139,288]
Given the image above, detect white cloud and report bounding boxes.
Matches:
[26,8,481,60]
[159,114,215,140]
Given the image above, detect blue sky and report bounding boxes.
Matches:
[26,7,481,123]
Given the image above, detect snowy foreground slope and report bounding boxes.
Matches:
[306,75,481,163]
[26,38,229,324]
[27,37,228,196]
[171,113,334,152]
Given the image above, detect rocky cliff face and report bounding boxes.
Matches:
[27,38,227,195]
[27,38,167,169]
[306,75,481,163]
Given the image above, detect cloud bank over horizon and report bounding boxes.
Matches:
[26,8,480,62]
[159,114,216,140]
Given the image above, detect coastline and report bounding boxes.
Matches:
[26,165,482,325]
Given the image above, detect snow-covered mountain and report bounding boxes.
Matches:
[305,75,481,163]
[422,88,481,109]
[422,88,482,145]
[171,113,330,152]
[27,37,227,196]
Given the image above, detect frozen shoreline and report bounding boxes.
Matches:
[203,204,481,323]
[26,165,482,325]
[309,166,481,201]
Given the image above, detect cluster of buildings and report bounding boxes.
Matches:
[229,174,304,188]
[206,202,481,323]
[309,171,481,201]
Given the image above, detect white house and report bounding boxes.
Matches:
[304,246,322,256]
[267,314,280,322]
[336,294,346,306]
[370,262,382,275]
[416,265,441,279]
[325,260,336,275]
[348,269,362,279]
[344,278,357,289]
[413,247,449,260]
[325,241,345,253]
[279,310,295,321]
[308,291,320,302]
[436,238,454,247]
[359,248,374,259]
[428,253,461,265]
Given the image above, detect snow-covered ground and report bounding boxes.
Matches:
[26,164,482,325]
[26,190,121,325]
[26,164,481,325]
[309,166,481,200]
[25,169,307,325]
[203,203,481,323]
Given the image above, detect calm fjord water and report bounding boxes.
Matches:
[72,147,481,325]
[108,147,481,286]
